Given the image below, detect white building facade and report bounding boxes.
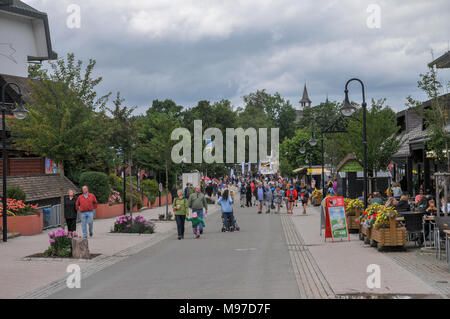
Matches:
[0,0,56,77]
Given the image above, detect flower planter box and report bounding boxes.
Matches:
[346,208,361,231]
[6,213,43,236]
[95,204,124,219]
[370,219,406,251]
[360,225,372,244]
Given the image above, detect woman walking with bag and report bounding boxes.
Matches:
[173,189,189,240]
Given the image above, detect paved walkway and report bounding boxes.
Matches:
[48,203,300,299]
[288,204,448,298]
[2,199,449,299]
[0,205,178,299]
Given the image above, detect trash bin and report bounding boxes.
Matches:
[42,208,51,228]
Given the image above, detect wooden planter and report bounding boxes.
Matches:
[346,208,361,231]
[95,204,124,219]
[360,224,372,244]
[6,213,43,236]
[370,219,406,251]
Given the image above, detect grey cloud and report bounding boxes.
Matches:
[27,0,450,113]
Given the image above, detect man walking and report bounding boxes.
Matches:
[188,186,208,234]
[75,186,98,238]
[254,182,266,214]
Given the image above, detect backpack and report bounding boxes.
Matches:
[289,191,294,201]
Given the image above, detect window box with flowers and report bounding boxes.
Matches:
[0,199,42,236]
[95,190,124,219]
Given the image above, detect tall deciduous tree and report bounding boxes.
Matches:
[406,65,450,170]
[9,53,113,182]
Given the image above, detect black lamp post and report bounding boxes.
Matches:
[2,82,29,242]
[341,78,368,209]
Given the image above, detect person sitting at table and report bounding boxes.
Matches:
[369,192,383,205]
[395,195,410,212]
[414,189,424,204]
[440,197,450,216]
[366,193,373,205]
[416,196,428,214]
[425,199,438,216]
[384,197,396,208]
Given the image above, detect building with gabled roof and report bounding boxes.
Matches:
[0,0,57,77]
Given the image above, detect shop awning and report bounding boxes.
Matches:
[293,167,330,175]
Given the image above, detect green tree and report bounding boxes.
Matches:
[406,65,449,170]
[9,53,114,181]
[136,106,182,217]
[343,99,403,188]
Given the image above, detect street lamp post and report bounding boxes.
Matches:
[341,78,368,209]
[2,82,29,242]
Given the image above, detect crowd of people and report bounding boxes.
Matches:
[171,174,322,240]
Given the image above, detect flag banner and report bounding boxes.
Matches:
[241,162,245,175]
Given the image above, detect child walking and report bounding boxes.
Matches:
[186,212,205,238]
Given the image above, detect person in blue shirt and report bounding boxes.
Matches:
[253,182,266,214]
[218,189,236,232]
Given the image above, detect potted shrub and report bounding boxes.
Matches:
[111,215,155,234]
[125,191,143,212]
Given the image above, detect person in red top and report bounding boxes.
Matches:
[286,184,298,215]
[75,186,98,238]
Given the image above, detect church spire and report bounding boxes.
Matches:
[299,84,312,108]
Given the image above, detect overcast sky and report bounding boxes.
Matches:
[28,0,450,114]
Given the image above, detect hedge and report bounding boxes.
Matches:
[7,186,26,201]
[79,171,111,204]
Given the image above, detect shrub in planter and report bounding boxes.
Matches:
[6,186,26,201]
[44,229,79,257]
[125,191,143,210]
[141,179,158,203]
[108,189,122,206]
[79,171,110,204]
[112,215,155,234]
[158,212,173,221]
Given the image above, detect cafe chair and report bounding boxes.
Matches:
[434,216,450,260]
[403,212,425,246]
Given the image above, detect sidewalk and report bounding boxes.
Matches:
[0,205,186,299]
[287,204,449,298]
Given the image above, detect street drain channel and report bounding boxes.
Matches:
[234,248,258,252]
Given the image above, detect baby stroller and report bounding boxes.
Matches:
[221,212,240,232]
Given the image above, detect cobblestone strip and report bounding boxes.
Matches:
[17,227,176,299]
[387,253,450,298]
[280,214,334,299]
